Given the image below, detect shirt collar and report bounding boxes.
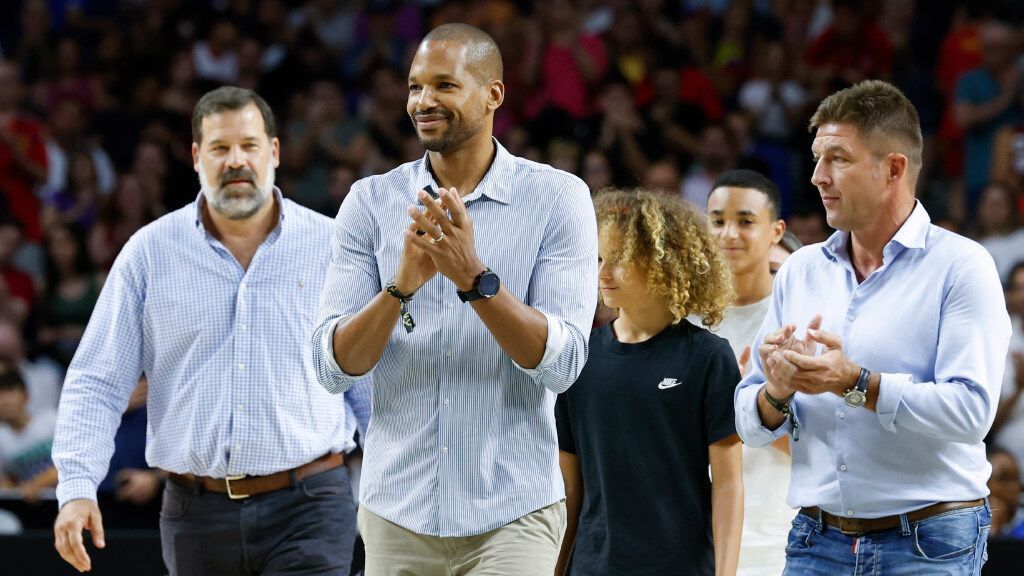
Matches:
[821,200,930,262]
[413,137,513,205]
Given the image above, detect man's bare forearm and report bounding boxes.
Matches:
[331,292,402,376]
[470,288,547,369]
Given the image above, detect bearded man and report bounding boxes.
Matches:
[52,87,370,576]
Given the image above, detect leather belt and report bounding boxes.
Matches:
[167,452,345,499]
[800,499,985,536]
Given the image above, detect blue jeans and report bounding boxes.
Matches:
[782,502,990,576]
[160,465,357,576]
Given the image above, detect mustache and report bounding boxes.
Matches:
[413,108,453,120]
[220,168,256,186]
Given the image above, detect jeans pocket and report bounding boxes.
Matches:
[785,514,815,555]
[160,484,190,520]
[912,509,980,561]
[300,468,349,499]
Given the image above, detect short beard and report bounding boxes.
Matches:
[199,162,274,220]
[414,107,484,154]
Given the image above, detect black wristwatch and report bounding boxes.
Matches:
[457,268,501,302]
[843,367,870,408]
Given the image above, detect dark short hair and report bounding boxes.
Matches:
[0,365,26,393]
[421,23,503,84]
[808,80,923,182]
[191,86,276,145]
[710,169,782,219]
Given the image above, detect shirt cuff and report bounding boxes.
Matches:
[876,372,912,433]
[322,315,368,377]
[736,384,793,447]
[55,478,98,509]
[512,312,568,378]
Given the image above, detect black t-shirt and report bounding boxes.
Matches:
[556,320,740,576]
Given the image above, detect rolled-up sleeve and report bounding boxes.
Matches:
[53,236,146,508]
[875,248,1010,443]
[513,179,597,394]
[312,184,382,394]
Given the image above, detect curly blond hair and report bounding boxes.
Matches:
[594,188,734,327]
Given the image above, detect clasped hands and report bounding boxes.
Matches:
[759,314,860,400]
[392,187,486,296]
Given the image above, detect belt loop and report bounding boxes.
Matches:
[289,469,298,489]
[816,508,825,533]
[191,476,203,497]
[899,512,910,536]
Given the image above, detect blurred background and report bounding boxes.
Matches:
[2,0,1024,574]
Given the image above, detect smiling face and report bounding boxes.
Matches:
[708,186,785,276]
[597,225,650,311]
[192,102,280,220]
[406,39,500,154]
[810,122,890,232]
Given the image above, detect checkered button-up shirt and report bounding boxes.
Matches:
[54,190,371,508]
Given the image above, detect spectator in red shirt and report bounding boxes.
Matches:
[804,0,893,95]
[0,216,34,326]
[0,60,48,243]
[521,0,608,121]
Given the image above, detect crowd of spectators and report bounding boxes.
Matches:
[2,0,1024,537]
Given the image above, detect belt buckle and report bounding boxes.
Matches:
[225,475,250,499]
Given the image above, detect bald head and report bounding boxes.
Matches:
[421,23,503,85]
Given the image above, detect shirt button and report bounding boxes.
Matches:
[838,412,846,420]
[840,464,848,471]
[441,446,448,454]
[238,363,245,371]
[847,509,854,516]
[447,303,455,310]
[234,444,241,451]
[443,398,450,406]
[237,404,244,411]
[847,314,855,322]
[239,323,247,331]
[445,350,453,359]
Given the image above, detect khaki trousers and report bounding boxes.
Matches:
[358,501,566,576]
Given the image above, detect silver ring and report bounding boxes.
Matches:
[431,231,445,244]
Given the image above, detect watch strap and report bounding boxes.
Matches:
[457,268,496,302]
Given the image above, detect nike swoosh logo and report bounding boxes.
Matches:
[657,378,682,389]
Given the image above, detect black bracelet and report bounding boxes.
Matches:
[763,387,792,413]
[385,278,416,333]
[763,386,800,441]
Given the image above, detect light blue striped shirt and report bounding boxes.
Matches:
[735,202,1011,518]
[53,190,371,508]
[313,140,598,537]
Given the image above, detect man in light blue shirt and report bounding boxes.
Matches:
[51,87,369,576]
[312,24,597,574]
[735,80,1011,575]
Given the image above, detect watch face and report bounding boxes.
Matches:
[478,271,500,297]
[844,390,866,407]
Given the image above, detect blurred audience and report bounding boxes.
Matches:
[992,262,1024,476]
[988,445,1024,538]
[0,319,61,416]
[37,225,102,367]
[0,363,57,503]
[0,0,1021,538]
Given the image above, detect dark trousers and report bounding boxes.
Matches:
[159,465,357,576]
